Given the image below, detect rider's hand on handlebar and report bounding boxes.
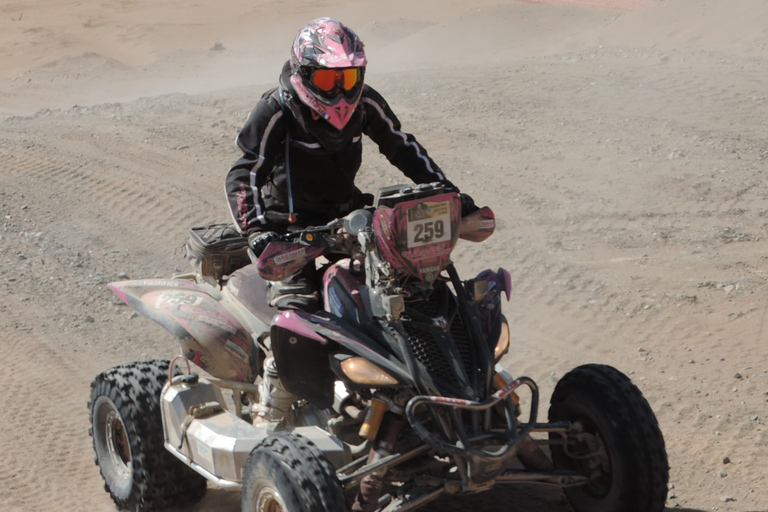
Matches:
[248,231,280,257]
[460,193,480,218]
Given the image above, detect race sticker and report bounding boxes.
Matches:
[156,291,204,308]
[406,201,451,248]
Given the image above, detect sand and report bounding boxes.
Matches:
[1,1,767,511]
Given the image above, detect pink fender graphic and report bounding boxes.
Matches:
[109,279,254,382]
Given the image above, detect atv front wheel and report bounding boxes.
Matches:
[89,360,207,511]
[548,364,668,512]
[241,432,348,512]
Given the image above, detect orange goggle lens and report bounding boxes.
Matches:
[311,68,361,92]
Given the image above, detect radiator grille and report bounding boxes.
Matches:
[401,284,475,393]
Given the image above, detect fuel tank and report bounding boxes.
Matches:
[161,374,350,486]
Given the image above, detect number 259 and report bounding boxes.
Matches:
[414,220,444,243]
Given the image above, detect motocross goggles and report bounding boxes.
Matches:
[300,66,364,100]
[312,68,362,91]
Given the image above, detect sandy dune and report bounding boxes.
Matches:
[1,1,767,511]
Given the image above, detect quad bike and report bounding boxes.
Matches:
[89,182,669,512]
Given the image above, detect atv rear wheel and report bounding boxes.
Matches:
[89,360,207,511]
[548,364,668,512]
[241,432,348,512]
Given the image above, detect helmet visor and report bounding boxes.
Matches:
[311,68,362,92]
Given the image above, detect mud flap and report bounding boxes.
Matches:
[270,323,337,410]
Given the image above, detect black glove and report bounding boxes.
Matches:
[459,193,479,217]
[248,231,280,257]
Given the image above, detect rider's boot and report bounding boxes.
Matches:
[252,357,297,425]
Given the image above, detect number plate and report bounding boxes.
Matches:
[406,201,451,248]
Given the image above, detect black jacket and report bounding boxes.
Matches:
[225,64,454,234]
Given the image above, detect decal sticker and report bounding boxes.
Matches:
[378,212,392,240]
[273,248,308,265]
[224,340,248,362]
[186,349,209,371]
[197,315,238,335]
[406,201,451,248]
[192,431,216,469]
[328,286,344,316]
[401,243,452,261]
[157,291,204,308]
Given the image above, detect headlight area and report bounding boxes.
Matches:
[339,356,399,386]
[494,320,510,362]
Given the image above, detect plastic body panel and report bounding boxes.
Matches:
[109,279,255,382]
[323,258,367,317]
[373,192,461,282]
[459,206,496,242]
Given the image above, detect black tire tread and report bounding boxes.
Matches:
[549,363,668,512]
[241,432,348,512]
[88,360,207,511]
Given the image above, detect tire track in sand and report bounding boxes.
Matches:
[0,147,219,254]
[0,304,116,512]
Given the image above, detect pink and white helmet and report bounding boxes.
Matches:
[290,18,367,130]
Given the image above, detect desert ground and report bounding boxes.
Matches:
[1,0,767,511]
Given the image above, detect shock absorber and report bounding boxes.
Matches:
[351,411,406,512]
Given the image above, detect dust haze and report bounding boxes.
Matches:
[1,1,767,511]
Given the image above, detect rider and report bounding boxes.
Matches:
[224,17,476,424]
